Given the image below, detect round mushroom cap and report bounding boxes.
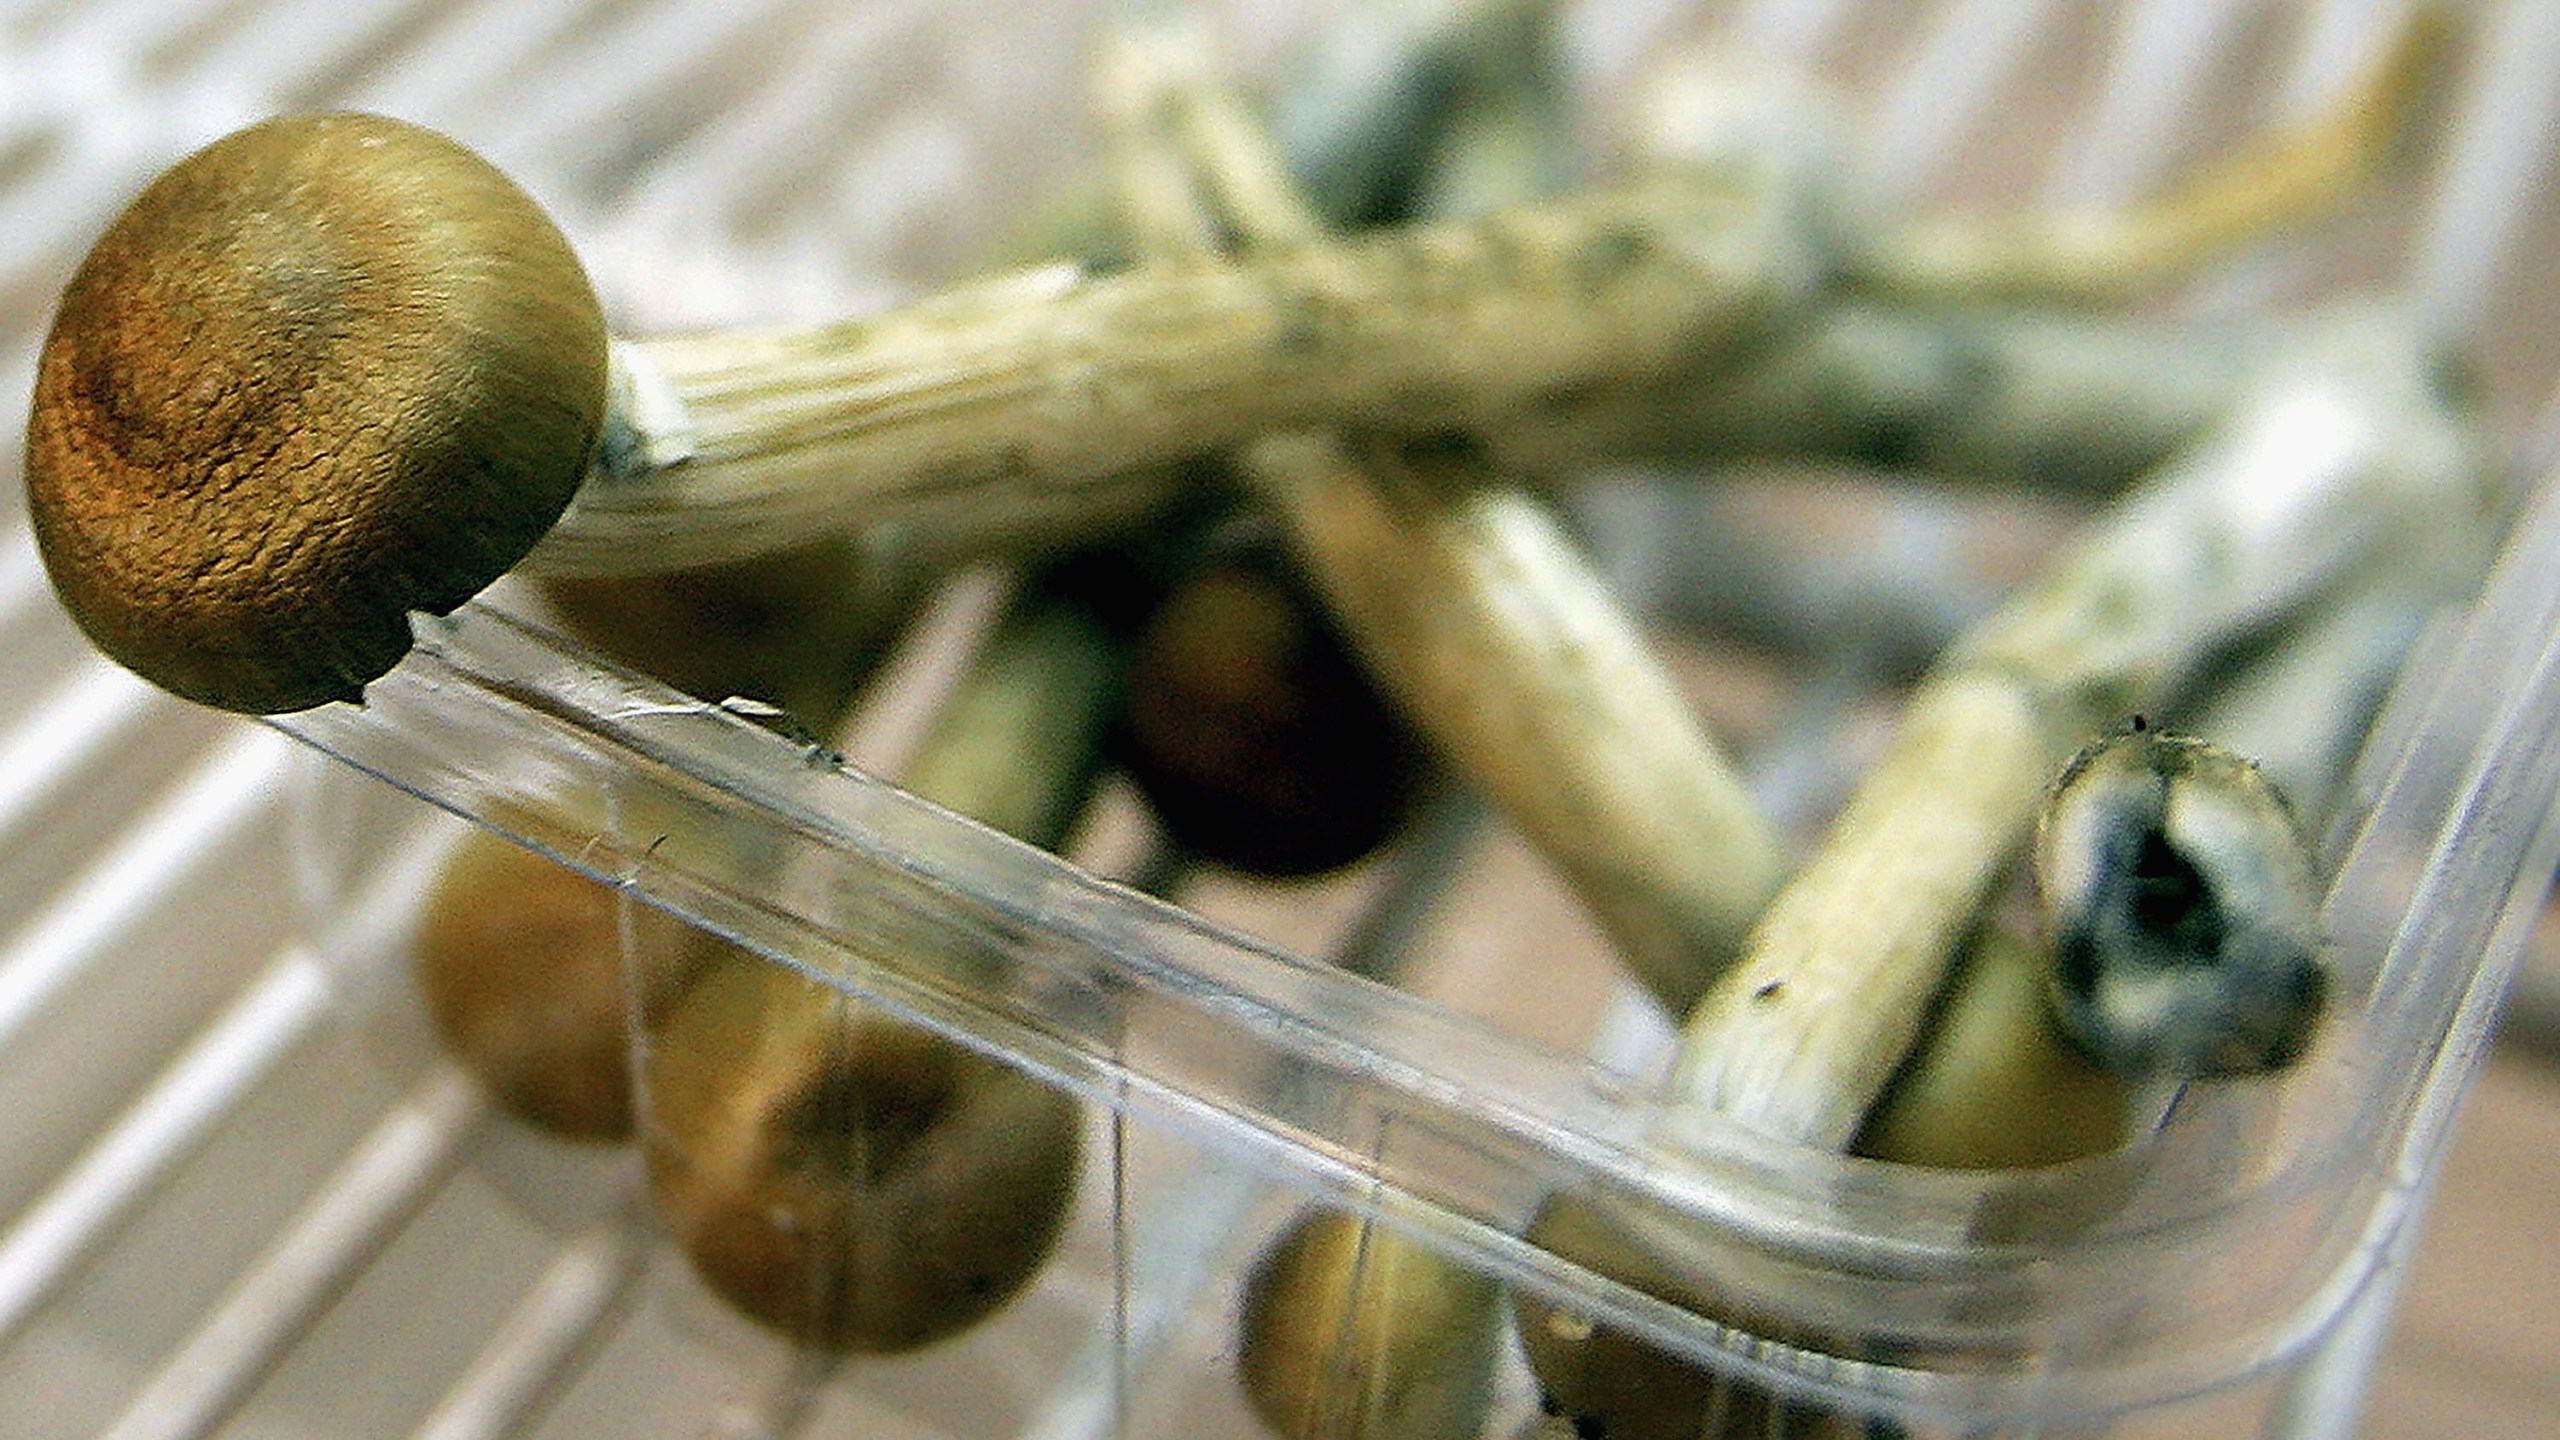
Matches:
[25,112,608,714]
[644,956,1084,1354]
[1115,540,1422,878]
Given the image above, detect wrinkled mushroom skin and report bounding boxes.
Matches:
[27,112,607,714]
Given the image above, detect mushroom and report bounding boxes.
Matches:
[1235,1207,1504,1440]
[26,112,607,715]
[1510,317,2491,1439]
[411,821,708,1142]
[1094,24,1786,1014]
[26,21,2441,720]
[1113,525,1424,878]
[1659,317,2484,1154]
[644,952,1084,1354]
[25,105,1825,716]
[1516,924,2140,1440]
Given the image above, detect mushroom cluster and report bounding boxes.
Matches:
[21,5,2493,1434]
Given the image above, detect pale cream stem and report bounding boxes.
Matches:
[527,8,2436,586]
[1521,321,2488,1440]
[1250,438,1787,1011]
[521,158,1819,580]
[1487,297,2290,496]
[1853,923,2137,1171]
[1102,28,1788,1014]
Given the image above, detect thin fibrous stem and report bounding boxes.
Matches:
[514,5,2440,589]
[1857,8,2453,306]
[1099,23,1787,1016]
[1495,296,2294,496]
[528,164,1822,579]
[1518,307,2492,1440]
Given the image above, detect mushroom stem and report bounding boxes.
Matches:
[586,57,2422,589]
[2034,723,2330,1082]
[1518,921,2139,1440]
[1490,9,2452,492]
[523,159,1822,580]
[1855,6,2452,306]
[30,18,2442,717]
[895,560,1133,846]
[1095,23,1786,1015]
[1492,297,2300,498]
[1850,922,2137,1170]
[1662,308,2493,1153]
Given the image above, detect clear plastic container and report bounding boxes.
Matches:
[4,1,2559,1437]
[268,456,2560,1439]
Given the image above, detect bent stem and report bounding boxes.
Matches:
[1521,323,2489,1440]
[1097,23,1786,1015]
[1489,11,2454,494]
[1856,6,2454,304]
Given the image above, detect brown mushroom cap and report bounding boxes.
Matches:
[25,111,607,714]
[1236,1207,1503,1439]
[412,825,710,1143]
[644,954,1084,1354]
[1114,537,1422,878]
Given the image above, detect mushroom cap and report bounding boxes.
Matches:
[25,112,608,714]
[644,956,1083,1354]
[412,824,707,1143]
[1114,539,1421,877]
[1237,1208,1503,1440]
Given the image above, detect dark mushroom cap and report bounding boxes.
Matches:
[1114,538,1422,877]
[25,112,607,714]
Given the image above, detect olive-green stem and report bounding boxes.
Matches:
[898,580,1127,849]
